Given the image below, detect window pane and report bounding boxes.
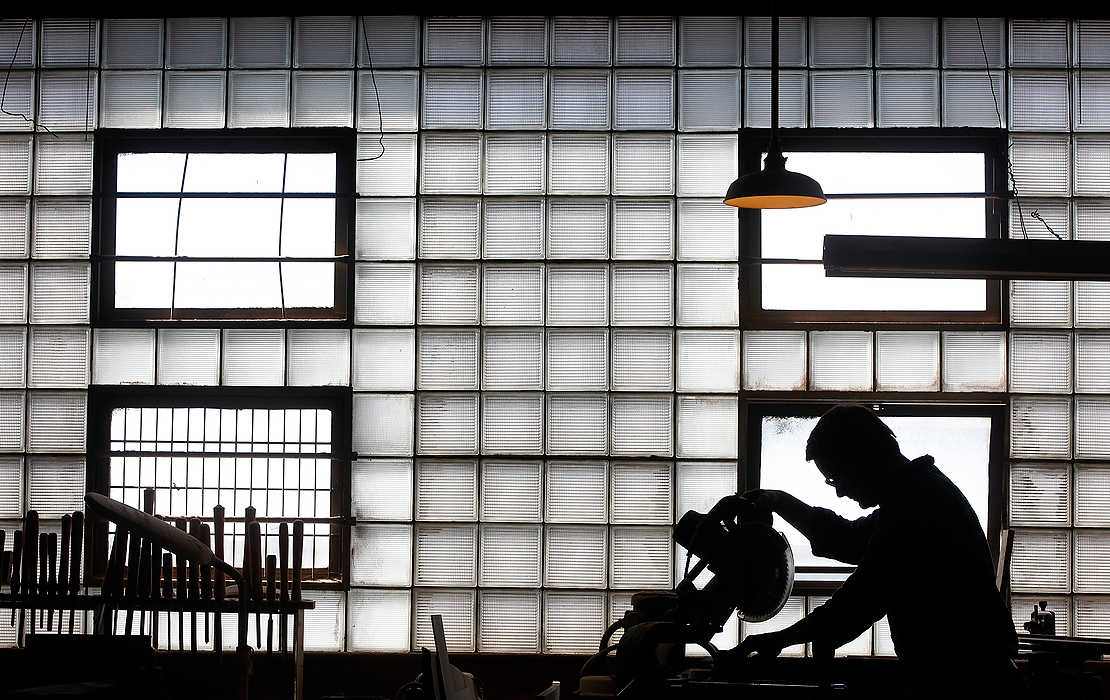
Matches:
[182,153,285,192]
[779,152,984,194]
[763,264,986,311]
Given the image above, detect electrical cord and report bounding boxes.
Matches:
[0,18,56,135]
[357,16,386,162]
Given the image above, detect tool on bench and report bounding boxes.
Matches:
[23,510,38,640]
[188,517,202,652]
[59,515,70,635]
[292,520,303,656]
[213,505,225,654]
[46,532,56,630]
[140,489,155,636]
[10,529,21,629]
[199,522,212,645]
[265,554,276,654]
[175,518,187,649]
[69,511,83,634]
[100,523,129,634]
[161,553,174,647]
[248,520,263,651]
[37,532,47,631]
[279,521,288,654]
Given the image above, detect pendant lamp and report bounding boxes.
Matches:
[724,16,826,209]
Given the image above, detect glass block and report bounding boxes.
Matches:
[0,264,28,323]
[743,70,808,128]
[1011,529,1070,593]
[483,264,543,325]
[351,524,412,586]
[544,526,606,587]
[417,329,478,390]
[357,133,417,196]
[1010,462,1070,527]
[0,391,24,451]
[1010,71,1069,131]
[424,16,483,66]
[359,16,420,68]
[875,331,940,392]
[0,135,33,195]
[291,71,353,127]
[229,17,291,68]
[420,132,481,194]
[613,134,675,196]
[1077,282,1110,327]
[417,264,478,325]
[487,17,546,65]
[679,16,740,67]
[1010,396,1072,459]
[1076,464,1110,526]
[552,17,610,66]
[287,329,349,386]
[613,70,674,129]
[544,590,604,653]
[0,19,36,69]
[27,390,85,453]
[943,17,1004,67]
[27,456,83,517]
[90,328,150,385]
[1077,72,1110,131]
[352,458,412,521]
[1010,19,1068,66]
[942,71,1006,128]
[807,332,873,391]
[353,393,413,456]
[677,264,738,326]
[355,198,415,261]
[677,134,738,197]
[1009,333,1072,394]
[744,17,807,66]
[0,328,26,387]
[422,70,482,129]
[547,198,608,257]
[156,329,219,385]
[676,395,737,459]
[417,197,480,259]
[0,455,20,516]
[0,70,32,132]
[545,460,606,522]
[31,197,90,258]
[227,71,290,128]
[612,461,672,524]
[1075,596,1110,638]
[479,590,540,653]
[1010,135,1070,197]
[1011,280,1071,327]
[677,460,737,517]
[677,70,739,131]
[677,199,737,261]
[417,394,479,455]
[1075,137,1110,195]
[415,525,477,586]
[219,329,282,386]
[546,329,607,391]
[611,526,673,589]
[547,134,610,195]
[481,393,543,454]
[166,17,227,68]
[293,16,355,68]
[677,331,739,392]
[485,70,546,130]
[40,18,98,67]
[29,263,89,323]
[482,329,543,390]
[1077,397,1110,458]
[413,589,475,653]
[349,589,410,652]
[358,70,419,132]
[28,326,87,388]
[1012,198,1069,241]
[1077,334,1110,393]
[163,71,226,128]
[483,198,543,258]
[942,332,1006,392]
[611,266,673,326]
[546,394,607,455]
[34,135,93,195]
[876,71,940,127]
[811,71,873,128]
[615,17,675,66]
[549,70,610,130]
[612,330,672,392]
[810,16,872,67]
[479,524,541,587]
[414,459,477,521]
[484,133,545,195]
[546,266,608,326]
[611,395,672,457]
[99,71,161,128]
[876,17,938,67]
[480,460,541,521]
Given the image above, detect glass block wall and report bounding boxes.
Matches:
[0,15,1108,652]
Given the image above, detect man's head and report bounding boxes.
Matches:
[805,404,903,508]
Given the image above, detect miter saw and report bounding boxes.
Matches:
[579,496,794,697]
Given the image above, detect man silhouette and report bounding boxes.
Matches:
[723,404,1019,694]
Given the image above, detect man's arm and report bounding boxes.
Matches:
[744,490,877,565]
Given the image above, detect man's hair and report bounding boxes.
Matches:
[805,404,901,465]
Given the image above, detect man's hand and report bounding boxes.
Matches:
[729,631,788,661]
[741,489,786,512]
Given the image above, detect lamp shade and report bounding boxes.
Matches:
[724,150,826,209]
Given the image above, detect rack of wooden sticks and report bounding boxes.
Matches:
[0,489,316,700]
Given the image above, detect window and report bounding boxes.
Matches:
[94,129,354,323]
[87,387,351,583]
[739,131,1006,325]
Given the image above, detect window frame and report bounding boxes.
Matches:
[743,401,1008,596]
[92,128,356,327]
[85,385,352,588]
[738,128,1008,329]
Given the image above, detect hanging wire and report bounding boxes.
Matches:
[0,18,57,136]
[356,16,386,162]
